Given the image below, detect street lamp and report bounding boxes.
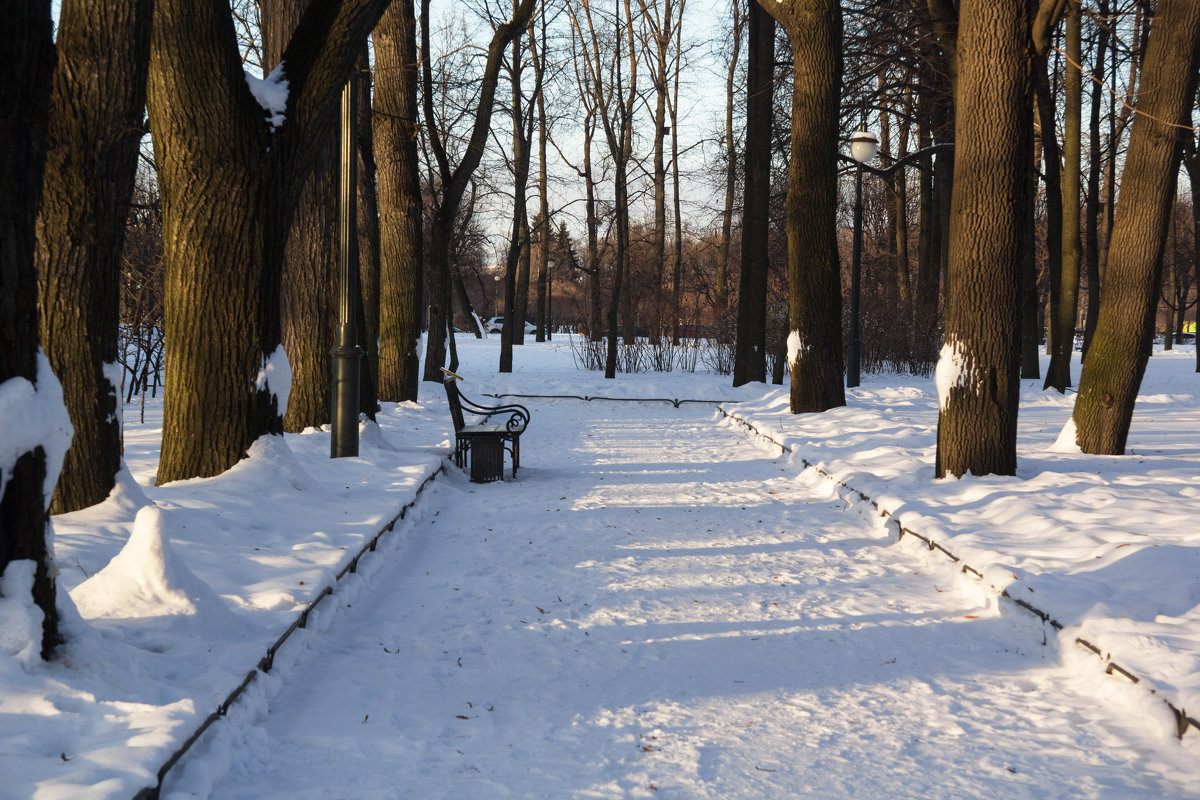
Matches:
[847,128,879,389]
[546,260,554,341]
[331,74,363,458]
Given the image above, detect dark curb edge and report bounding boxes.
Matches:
[131,465,446,800]
[718,406,1198,741]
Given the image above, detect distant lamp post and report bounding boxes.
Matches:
[546,260,554,341]
[493,272,501,317]
[847,128,879,389]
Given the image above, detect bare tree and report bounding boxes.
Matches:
[1074,0,1200,453]
[1,0,61,659]
[732,0,773,387]
[375,0,424,402]
[36,0,153,513]
[147,0,389,483]
[757,0,844,411]
[933,0,1040,478]
[419,0,536,383]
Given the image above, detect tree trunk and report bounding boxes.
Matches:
[1019,92,1041,380]
[758,0,843,411]
[1082,0,1108,359]
[670,11,685,345]
[356,49,380,420]
[149,0,387,483]
[716,0,743,308]
[1,0,61,660]
[1044,1,1082,392]
[733,0,773,387]
[375,0,423,403]
[36,0,151,514]
[264,0,336,435]
[1074,0,1200,454]
[935,0,1028,479]
[534,9,550,343]
[642,0,677,342]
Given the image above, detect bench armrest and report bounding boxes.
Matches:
[459,395,530,434]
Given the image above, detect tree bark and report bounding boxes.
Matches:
[1074,0,1200,454]
[148,0,388,483]
[732,0,773,387]
[1,1,60,659]
[375,0,423,403]
[353,49,380,420]
[935,0,1028,479]
[1082,0,1108,360]
[36,0,151,514]
[758,0,843,411]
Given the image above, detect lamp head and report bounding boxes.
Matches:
[849,130,879,164]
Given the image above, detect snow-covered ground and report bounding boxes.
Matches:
[1,335,1198,798]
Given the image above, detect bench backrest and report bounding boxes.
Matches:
[443,376,531,435]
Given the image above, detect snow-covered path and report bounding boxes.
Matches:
[202,403,1189,799]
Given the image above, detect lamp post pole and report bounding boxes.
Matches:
[331,74,363,458]
[847,128,878,389]
[546,260,554,340]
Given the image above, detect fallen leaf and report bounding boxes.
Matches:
[456,715,470,720]
[963,615,978,619]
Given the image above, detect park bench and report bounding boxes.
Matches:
[442,371,531,483]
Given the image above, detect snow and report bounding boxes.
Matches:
[1,336,1199,798]
[244,64,288,131]
[785,329,808,367]
[935,337,972,410]
[0,350,73,504]
[255,344,291,416]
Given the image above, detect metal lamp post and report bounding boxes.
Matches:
[847,128,879,389]
[546,260,554,341]
[331,74,363,458]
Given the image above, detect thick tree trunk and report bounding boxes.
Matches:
[375,0,423,403]
[732,0,773,387]
[935,0,1028,479]
[1074,0,1200,454]
[279,142,337,433]
[758,0,843,411]
[149,0,387,483]
[1,1,60,660]
[265,0,335,435]
[36,0,151,514]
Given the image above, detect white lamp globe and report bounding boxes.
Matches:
[849,130,879,164]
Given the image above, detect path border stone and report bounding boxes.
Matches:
[131,467,445,800]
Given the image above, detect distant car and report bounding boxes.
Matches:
[484,316,536,334]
